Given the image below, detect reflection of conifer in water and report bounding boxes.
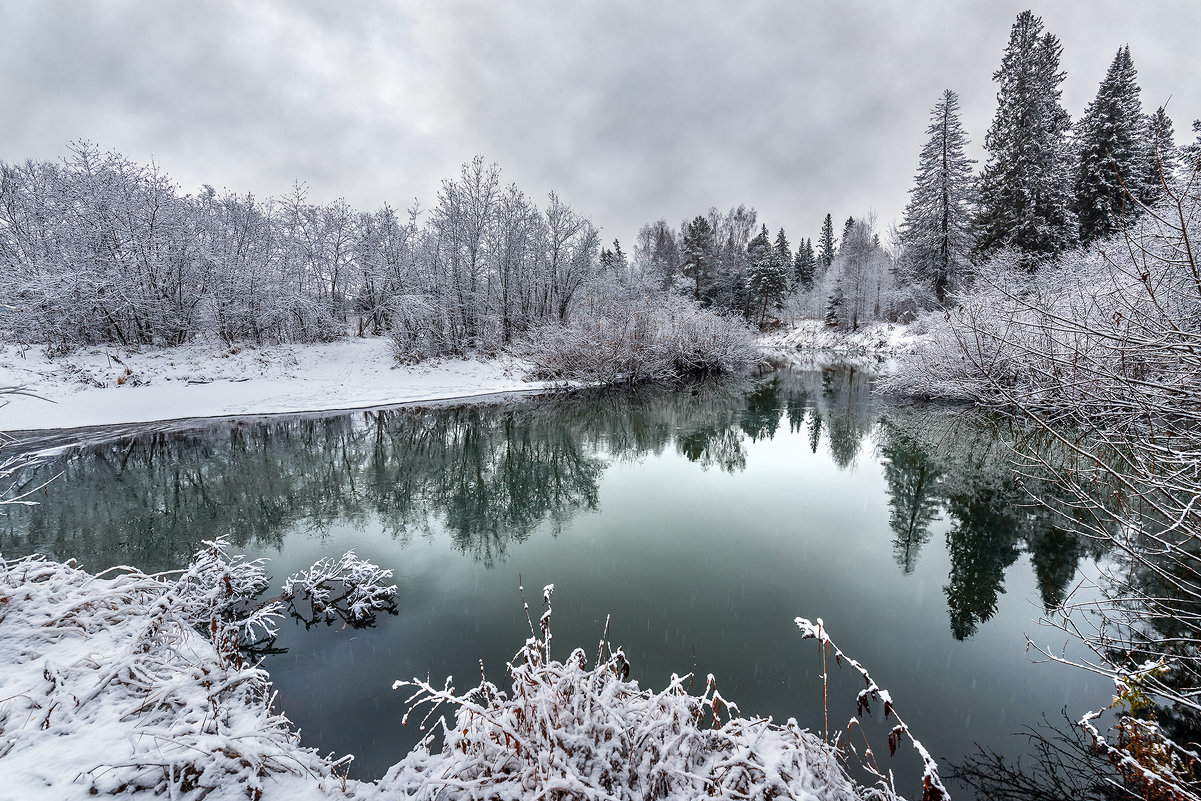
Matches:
[676,425,747,474]
[785,395,807,434]
[1026,525,1087,609]
[807,411,822,454]
[739,377,782,442]
[817,365,877,470]
[944,480,1023,640]
[879,426,944,574]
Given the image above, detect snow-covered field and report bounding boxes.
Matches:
[0,338,549,433]
[0,324,926,434]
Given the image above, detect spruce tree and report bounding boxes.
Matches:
[975,11,1076,267]
[1185,120,1201,174]
[793,237,816,291]
[900,89,975,305]
[612,238,626,268]
[841,216,856,246]
[773,228,791,274]
[1143,106,1178,204]
[1073,47,1151,246]
[746,224,788,327]
[818,214,836,270]
[824,281,845,328]
[680,215,714,302]
[600,238,626,277]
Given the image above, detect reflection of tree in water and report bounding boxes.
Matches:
[740,376,783,442]
[752,358,879,467]
[877,408,1097,639]
[820,366,877,469]
[879,428,943,575]
[1,380,751,572]
[943,477,1025,640]
[1,363,1098,641]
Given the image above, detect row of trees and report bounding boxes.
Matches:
[0,147,614,353]
[630,205,898,333]
[623,11,1201,335]
[899,11,1201,305]
[887,15,1201,797]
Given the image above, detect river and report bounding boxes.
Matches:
[0,361,1111,799]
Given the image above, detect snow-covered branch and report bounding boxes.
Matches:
[281,550,397,625]
[796,617,949,801]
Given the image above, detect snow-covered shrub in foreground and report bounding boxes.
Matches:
[519,298,757,386]
[0,543,342,799]
[0,545,921,800]
[389,589,881,801]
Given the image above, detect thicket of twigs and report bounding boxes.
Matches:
[519,299,757,386]
[388,587,888,801]
[887,165,1201,799]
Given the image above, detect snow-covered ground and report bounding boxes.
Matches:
[0,338,550,433]
[758,319,924,360]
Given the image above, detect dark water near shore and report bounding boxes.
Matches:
[1,362,1110,799]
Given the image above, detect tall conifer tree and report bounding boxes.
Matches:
[793,238,816,290]
[680,215,714,302]
[1073,46,1151,246]
[817,214,836,271]
[1143,106,1178,204]
[900,89,975,304]
[773,228,791,274]
[1185,120,1201,174]
[975,11,1076,267]
[747,224,788,326]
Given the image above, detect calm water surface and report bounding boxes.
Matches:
[1,363,1109,799]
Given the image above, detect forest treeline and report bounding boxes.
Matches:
[4,15,1198,361]
[0,146,755,381]
[0,150,612,352]
[634,11,1201,335]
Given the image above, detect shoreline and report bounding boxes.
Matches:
[0,337,554,435]
[0,322,920,439]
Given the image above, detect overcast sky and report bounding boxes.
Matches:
[2,1,1199,246]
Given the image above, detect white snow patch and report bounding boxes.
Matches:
[759,320,925,361]
[0,337,550,432]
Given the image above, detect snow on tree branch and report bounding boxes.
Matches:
[796,616,949,801]
[281,549,397,624]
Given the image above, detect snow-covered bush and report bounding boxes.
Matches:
[281,549,397,625]
[882,187,1201,422]
[0,542,344,799]
[389,589,878,801]
[1,542,929,800]
[519,298,756,386]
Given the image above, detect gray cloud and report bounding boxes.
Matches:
[2,0,1197,246]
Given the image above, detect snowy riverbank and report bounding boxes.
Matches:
[0,338,550,433]
[758,319,924,360]
[0,322,922,435]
